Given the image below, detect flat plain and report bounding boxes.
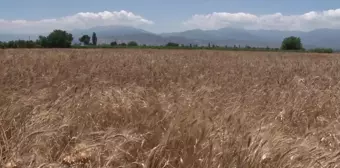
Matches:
[1,49,340,168]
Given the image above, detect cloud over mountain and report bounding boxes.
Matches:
[0,10,154,34]
[183,9,340,31]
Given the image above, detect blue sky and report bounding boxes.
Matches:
[1,0,340,33]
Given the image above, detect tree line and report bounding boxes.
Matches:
[78,32,97,46]
[0,30,73,48]
[0,29,334,53]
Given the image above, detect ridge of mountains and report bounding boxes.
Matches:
[1,25,340,49]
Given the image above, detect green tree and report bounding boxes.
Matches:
[36,36,48,48]
[0,41,5,49]
[16,40,26,48]
[7,41,17,48]
[25,40,36,48]
[44,29,73,48]
[79,35,91,45]
[166,42,179,47]
[110,41,118,46]
[127,41,138,46]
[92,32,97,45]
[120,42,127,47]
[281,36,303,50]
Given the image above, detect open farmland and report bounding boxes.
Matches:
[1,49,340,167]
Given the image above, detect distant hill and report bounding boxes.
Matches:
[1,25,340,49]
[72,25,201,46]
[71,25,151,37]
[161,28,340,49]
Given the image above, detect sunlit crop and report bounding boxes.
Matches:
[1,49,339,168]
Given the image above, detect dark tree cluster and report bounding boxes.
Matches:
[0,40,37,48]
[281,36,303,50]
[0,30,100,48]
[78,32,97,46]
[1,30,74,48]
[166,42,180,47]
[40,30,74,48]
[79,35,91,45]
[110,41,138,47]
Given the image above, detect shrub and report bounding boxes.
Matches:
[127,41,138,46]
[309,48,333,53]
[166,42,179,47]
[110,41,118,46]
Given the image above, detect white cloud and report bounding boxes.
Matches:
[0,10,153,34]
[183,9,340,31]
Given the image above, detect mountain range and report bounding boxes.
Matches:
[1,25,340,49]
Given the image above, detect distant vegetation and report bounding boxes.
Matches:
[308,48,334,53]
[166,42,180,47]
[281,36,304,50]
[39,30,73,48]
[79,35,91,45]
[127,41,138,47]
[92,32,97,46]
[0,29,335,53]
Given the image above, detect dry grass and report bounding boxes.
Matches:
[1,48,340,168]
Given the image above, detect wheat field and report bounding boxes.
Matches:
[1,49,340,168]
